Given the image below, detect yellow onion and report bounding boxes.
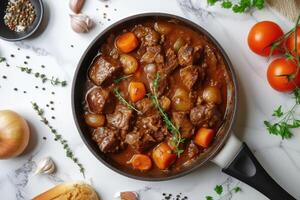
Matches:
[0,110,30,159]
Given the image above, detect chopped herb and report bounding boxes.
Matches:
[233,186,241,193]
[149,74,185,157]
[264,89,300,139]
[0,57,6,63]
[31,102,85,177]
[113,74,133,84]
[113,88,141,114]
[17,66,67,87]
[206,196,214,200]
[207,0,264,13]
[214,185,223,195]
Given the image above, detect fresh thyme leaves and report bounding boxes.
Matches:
[214,185,223,195]
[18,66,67,87]
[207,0,264,13]
[204,183,241,200]
[264,89,300,139]
[149,74,185,157]
[113,88,141,113]
[31,102,85,177]
[0,57,6,63]
[113,74,133,84]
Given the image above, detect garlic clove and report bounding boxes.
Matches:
[69,0,85,14]
[114,191,139,200]
[35,157,56,175]
[70,14,93,33]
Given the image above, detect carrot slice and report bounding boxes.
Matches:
[116,32,139,53]
[128,81,146,102]
[152,143,177,170]
[128,154,152,171]
[194,128,215,148]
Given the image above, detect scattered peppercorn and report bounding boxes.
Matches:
[51,91,55,95]
[42,87,46,90]
[50,101,54,104]
[51,116,55,119]
[105,4,109,8]
[14,88,18,91]
[23,91,27,93]
[43,136,47,140]
[2,76,7,79]
[162,193,187,200]
[26,56,30,59]
[71,45,74,48]
[10,54,15,57]
[24,61,28,65]
[35,85,39,89]
[41,65,45,68]
[51,107,54,111]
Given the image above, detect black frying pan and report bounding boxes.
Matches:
[71,13,295,200]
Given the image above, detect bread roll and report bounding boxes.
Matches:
[33,181,99,200]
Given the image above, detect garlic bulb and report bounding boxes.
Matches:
[70,14,93,33]
[69,0,85,14]
[35,157,56,175]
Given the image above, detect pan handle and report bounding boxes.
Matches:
[211,134,295,200]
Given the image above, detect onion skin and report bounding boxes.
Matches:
[0,110,30,159]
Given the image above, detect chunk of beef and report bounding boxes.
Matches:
[190,104,222,128]
[188,141,200,159]
[178,44,204,66]
[86,87,110,114]
[204,45,217,69]
[172,112,195,139]
[136,98,154,114]
[92,127,120,153]
[141,45,164,64]
[180,65,199,90]
[161,48,178,74]
[89,56,121,86]
[106,104,133,130]
[125,112,168,152]
[178,44,193,66]
[133,25,160,47]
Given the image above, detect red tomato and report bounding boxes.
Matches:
[248,21,284,57]
[286,26,300,57]
[267,58,300,92]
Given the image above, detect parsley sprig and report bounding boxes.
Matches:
[205,183,241,200]
[113,88,141,114]
[18,67,67,87]
[31,102,85,177]
[148,74,185,157]
[207,0,264,13]
[264,89,300,139]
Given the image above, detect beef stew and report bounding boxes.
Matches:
[81,18,234,177]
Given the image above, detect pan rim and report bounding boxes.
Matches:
[71,12,238,181]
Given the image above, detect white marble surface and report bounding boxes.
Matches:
[0,0,299,199]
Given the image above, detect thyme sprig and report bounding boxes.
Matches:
[113,88,141,114]
[207,0,264,13]
[113,74,133,84]
[18,66,67,87]
[31,102,85,177]
[149,74,185,157]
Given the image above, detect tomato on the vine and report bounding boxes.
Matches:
[248,21,284,57]
[286,26,300,57]
[267,58,300,92]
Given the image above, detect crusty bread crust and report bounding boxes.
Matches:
[33,181,99,200]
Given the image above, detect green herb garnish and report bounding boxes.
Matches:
[113,88,141,113]
[113,74,133,84]
[31,102,85,177]
[214,185,223,195]
[18,66,67,87]
[204,183,241,200]
[0,57,6,63]
[264,89,300,139]
[149,74,185,157]
[207,0,264,13]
